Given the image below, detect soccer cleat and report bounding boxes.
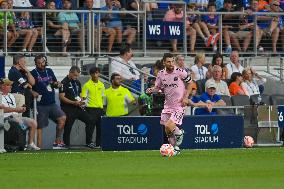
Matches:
[27,143,40,151]
[175,129,184,147]
[173,146,181,156]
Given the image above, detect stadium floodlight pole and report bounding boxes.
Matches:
[183,3,187,56]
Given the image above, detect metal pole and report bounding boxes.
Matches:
[4,12,7,55]
[81,13,85,56]
[43,11,47,56]
[280,57,283,81]
[140,73,145,93]
[267,57,270,73]
[254,13,257,56]
[143,3,147,56]
[136,0,141,49]
[218,13,222,54]
[183,4,187,55]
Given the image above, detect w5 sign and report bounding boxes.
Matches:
[146,21,184,40]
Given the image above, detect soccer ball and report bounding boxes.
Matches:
[160,144,174,157]
[243,136,254,148]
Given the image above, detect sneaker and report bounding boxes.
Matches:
[224,46,232,54]
[211,33,220,46]
[258,46,264,52]
[205,35,213,47]
[86,142,96,149]
[173,146,181,156]
[27,143,40,151]
[53,141,67,150]
[175,129,184,147]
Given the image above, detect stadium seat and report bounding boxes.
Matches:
[231,95,250,106]
[270,95,284,105]
[196,79,207,95]
[220,95,232,106]
[250,94,271,105]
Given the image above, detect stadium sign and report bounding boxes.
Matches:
[101,117,164,151]
[181,115,244,149]
[146,20,184,40]
[278,106,284,128]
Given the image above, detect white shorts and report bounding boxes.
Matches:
[160,109,185,126]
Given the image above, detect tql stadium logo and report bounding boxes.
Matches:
[194,123,219,144]
[116,124,148,144]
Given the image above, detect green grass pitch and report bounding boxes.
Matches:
[0,147,284,189]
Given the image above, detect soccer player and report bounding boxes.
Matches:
[146,53,192,155]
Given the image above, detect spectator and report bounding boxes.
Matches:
[110,46,140,88]
[205,65,230,96]
[30,55,66,149]
[14,11,39,55]
[229,72,249,96]
[164,4,196,53]
[207,52,228,79]
[175,54,190,73]
[46,0,71,56]
[199,3,220,52]
[225,51,244,79]
[104,73,136,116]
[59,66,94,148]
[58,0,83,52]
[8,54,35,117]
[1,78,40,150]
[81,67,105,148]
[92,0,105,8]
[101,0,136,49]
[84,0,116,53]
[0,0,19,50]
[241,67,266,96]
[219,0,239,54]
[194,80,226,115]
[191,53,208,80]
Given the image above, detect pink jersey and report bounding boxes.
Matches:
[155,66,191,111]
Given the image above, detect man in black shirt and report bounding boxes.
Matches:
[8,54,35,117]
[59,66,94,148]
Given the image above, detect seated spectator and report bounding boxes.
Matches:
[250,0,280,53]
[30,0,45,8]
[46,0,70,56]
[206,65,230,96]
[104,73,136,116]
[241,67,266,96]
[207,52,228,79]
[0,78,40,150]
[101,0,136,50]
[110,46,141,89]
[15,11,39,54]
[219,0,238,54]
[229,72,249,96]
[199,3,220,52]
[84,0,116,53]
[164,4,196,53]
[175,54,190,73]
[191,53,208,80]
[0,0,19,50]
[187,0,209,10]
[58,0,83,52]
[226,51,244,79]
[193,80,226,115]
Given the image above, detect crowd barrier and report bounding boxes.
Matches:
[2,1,284,56]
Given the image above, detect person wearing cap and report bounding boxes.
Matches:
[0,78,40,150]
[8,54,35,117]
[194,80,226,115]
[30,55,66,149]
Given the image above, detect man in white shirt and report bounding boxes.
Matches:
[110,46,140,81]
[226,51,244,79]
[205,65,230,96]
[0,78,40,150]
